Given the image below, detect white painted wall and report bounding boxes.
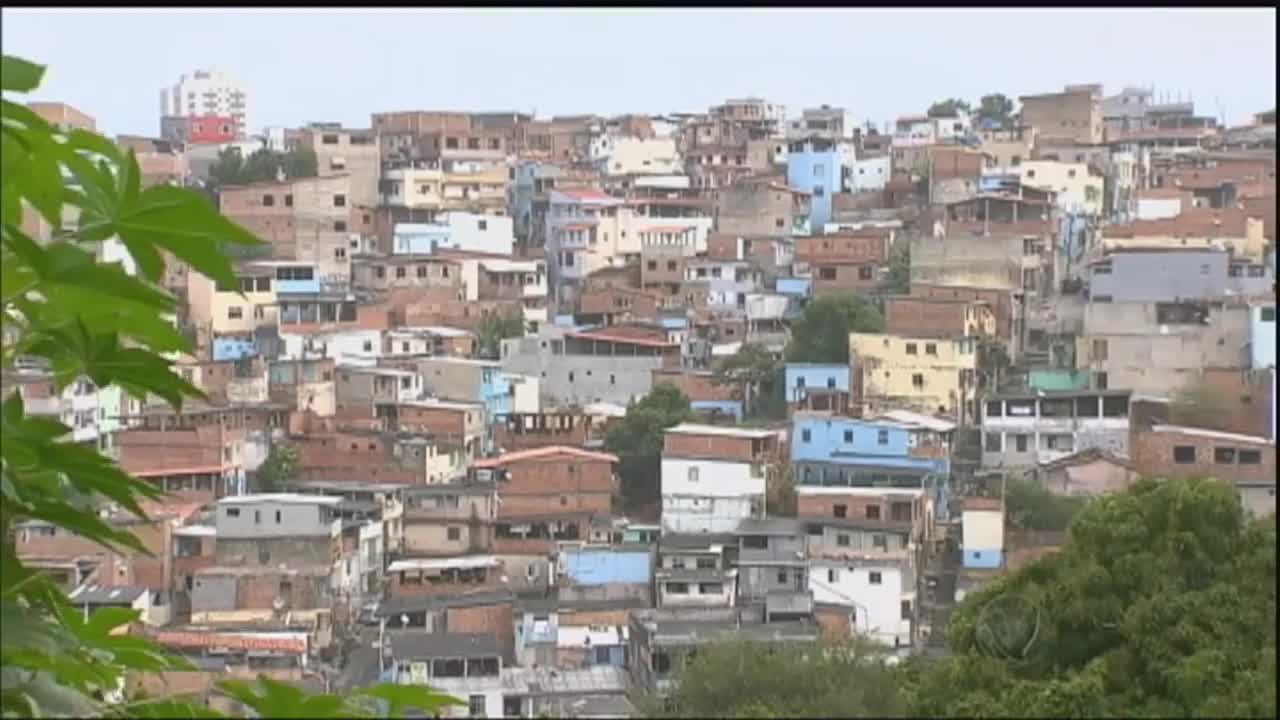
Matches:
[962,509,1003,550]
[661,458,765,534]
[1136,197,1182,220]
[809,561,911,648]
[441,212,514,255]
[848,156,892,192]
[282,330,382,367]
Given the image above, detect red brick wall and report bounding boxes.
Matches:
[1131,428,1275,485]
[884,297,970,339]
[812,262,881,296]
[494,415,590,452]
[650,370,740,403]
[447,601,515,660]
[795,234,889,264]
[796,492,920,527]
[497,458,614,517]
[578,288,661,320]
[663,433,776,463]
[910,283,1014,342]
[395,405,466,440]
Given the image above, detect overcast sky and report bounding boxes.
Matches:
[3,8,1276,138]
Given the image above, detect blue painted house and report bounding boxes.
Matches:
[791,412,952,487]
[784,363,850,404]
[786,138,850,229]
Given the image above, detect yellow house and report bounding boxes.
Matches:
[381,165,445,210]
[850,333,979,422]
[1019,161,1104,215]
[187,262,280,352]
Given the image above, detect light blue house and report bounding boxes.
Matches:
[791,414,952,502]
[269,263,322,295]
[1251,302,1276,370]
[393,222,451,255]
[775,276,812,298]
[784,363,850,404]
[786,138,849,229]
[212,335,258,361]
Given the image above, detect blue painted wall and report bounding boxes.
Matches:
[786,144,843,228]
[212,336,257,362]
[562,548,651,585]
[275,278,321,295]
[791,416,936,470]
[1251,304,1276,370]
[394,224,451,255]
[784,364,850,403]
[776,277,812,297]
[692,400,743,420]
[963,549,1002,569]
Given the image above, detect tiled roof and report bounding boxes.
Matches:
[472,445,619,469]
[154,631,307,655]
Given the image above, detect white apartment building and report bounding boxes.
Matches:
[660,457,767,534]
[809,558,914,650]
[159,68,249,139]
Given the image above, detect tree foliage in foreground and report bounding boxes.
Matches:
[786,293,884,364]
[1,55,460,718]
[604,384,693,512]
[653,638,906,718]
[255,445,299,493]
[905,477,1276,718]
[648,478,1275,719]
[475,309,524,359]
[710,341,776,419]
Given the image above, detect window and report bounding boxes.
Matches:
[865,505,881,520]
[872,534,888,550]
[417,265,428,278]
[396,266,406,279]
[1067,169,1077,178]
[333,194,346,207]
[362,340,373,352]
[813,185,824,197]
[905,342,918,355]
[858,266,874,280]
[667,582,689,594]
[262,194,274,207]
[869,571,883,585]
[333,220,347,232]
[468,694,485,718]
[227,306,243,320]
[901,600,913,620]
[1026,169,1036,179]
[1173,446,1197,464]
[226,508,240,518]
[334,246,346,260]
[911,373,925,389]
[284,194,293,207]
[1238,449,1262,464]
[818,267,836,280]
[478,219,488,231]
[254,510,261,524]
[877,429,889,445]
[985,433,1002,452]
[447,527,461,541]
[833,504,847,518]
[1094,372,1109,390]
[776,570,789,584]
[687,467,699,482]
[801,429,811,443]
[1014,434,1028,452]
[836,533,850,547]
[925,343,937,356]
[839,429,853,444]
[1214,447,1236,464]
[827,568,839,583]
[1262,307,1276,323]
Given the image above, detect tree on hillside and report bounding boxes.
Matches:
[650,638,906,717]
[766,463,798,517]
[1,54,459,718]
[881,240,910,295]
[475,310,525,359]
[711,342,778,419]
[927,98,971,118]
[1003,476,1087,532]
[904,477,1277,718]
[256,445,300,493]
[786,294,884,364]
[207,146,319,191]
[977,93,1015,128]
[1169,377,1232,430]
[604,384,693,511]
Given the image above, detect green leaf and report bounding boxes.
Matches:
[112,185,261,288]
[83,607,142,640]
[1,56,46,93]
[358,684,465,718]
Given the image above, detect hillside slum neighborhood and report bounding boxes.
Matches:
[8,82,1278,717]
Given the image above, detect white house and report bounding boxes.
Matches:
[281,329,382,367]
[808,558,914,649]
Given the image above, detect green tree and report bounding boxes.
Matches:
[976,337,1011,391]
[711,342,776,419]
[766,463,797,517]
[256,445,299,493]
[880,240,910,295]
[207,147,318,192]
[1169,377,1232,430]
[907,477,1277,718]
[1,55,459,719]
[786,294,884,364]
[927,98,971,118]
[655,638,906,717]
[977,93,1015,128]
[604,384,693,512]
[1004,476,1086,532]
[475,310,525,359]
[282,148,318,181]
[207,146,244,189]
